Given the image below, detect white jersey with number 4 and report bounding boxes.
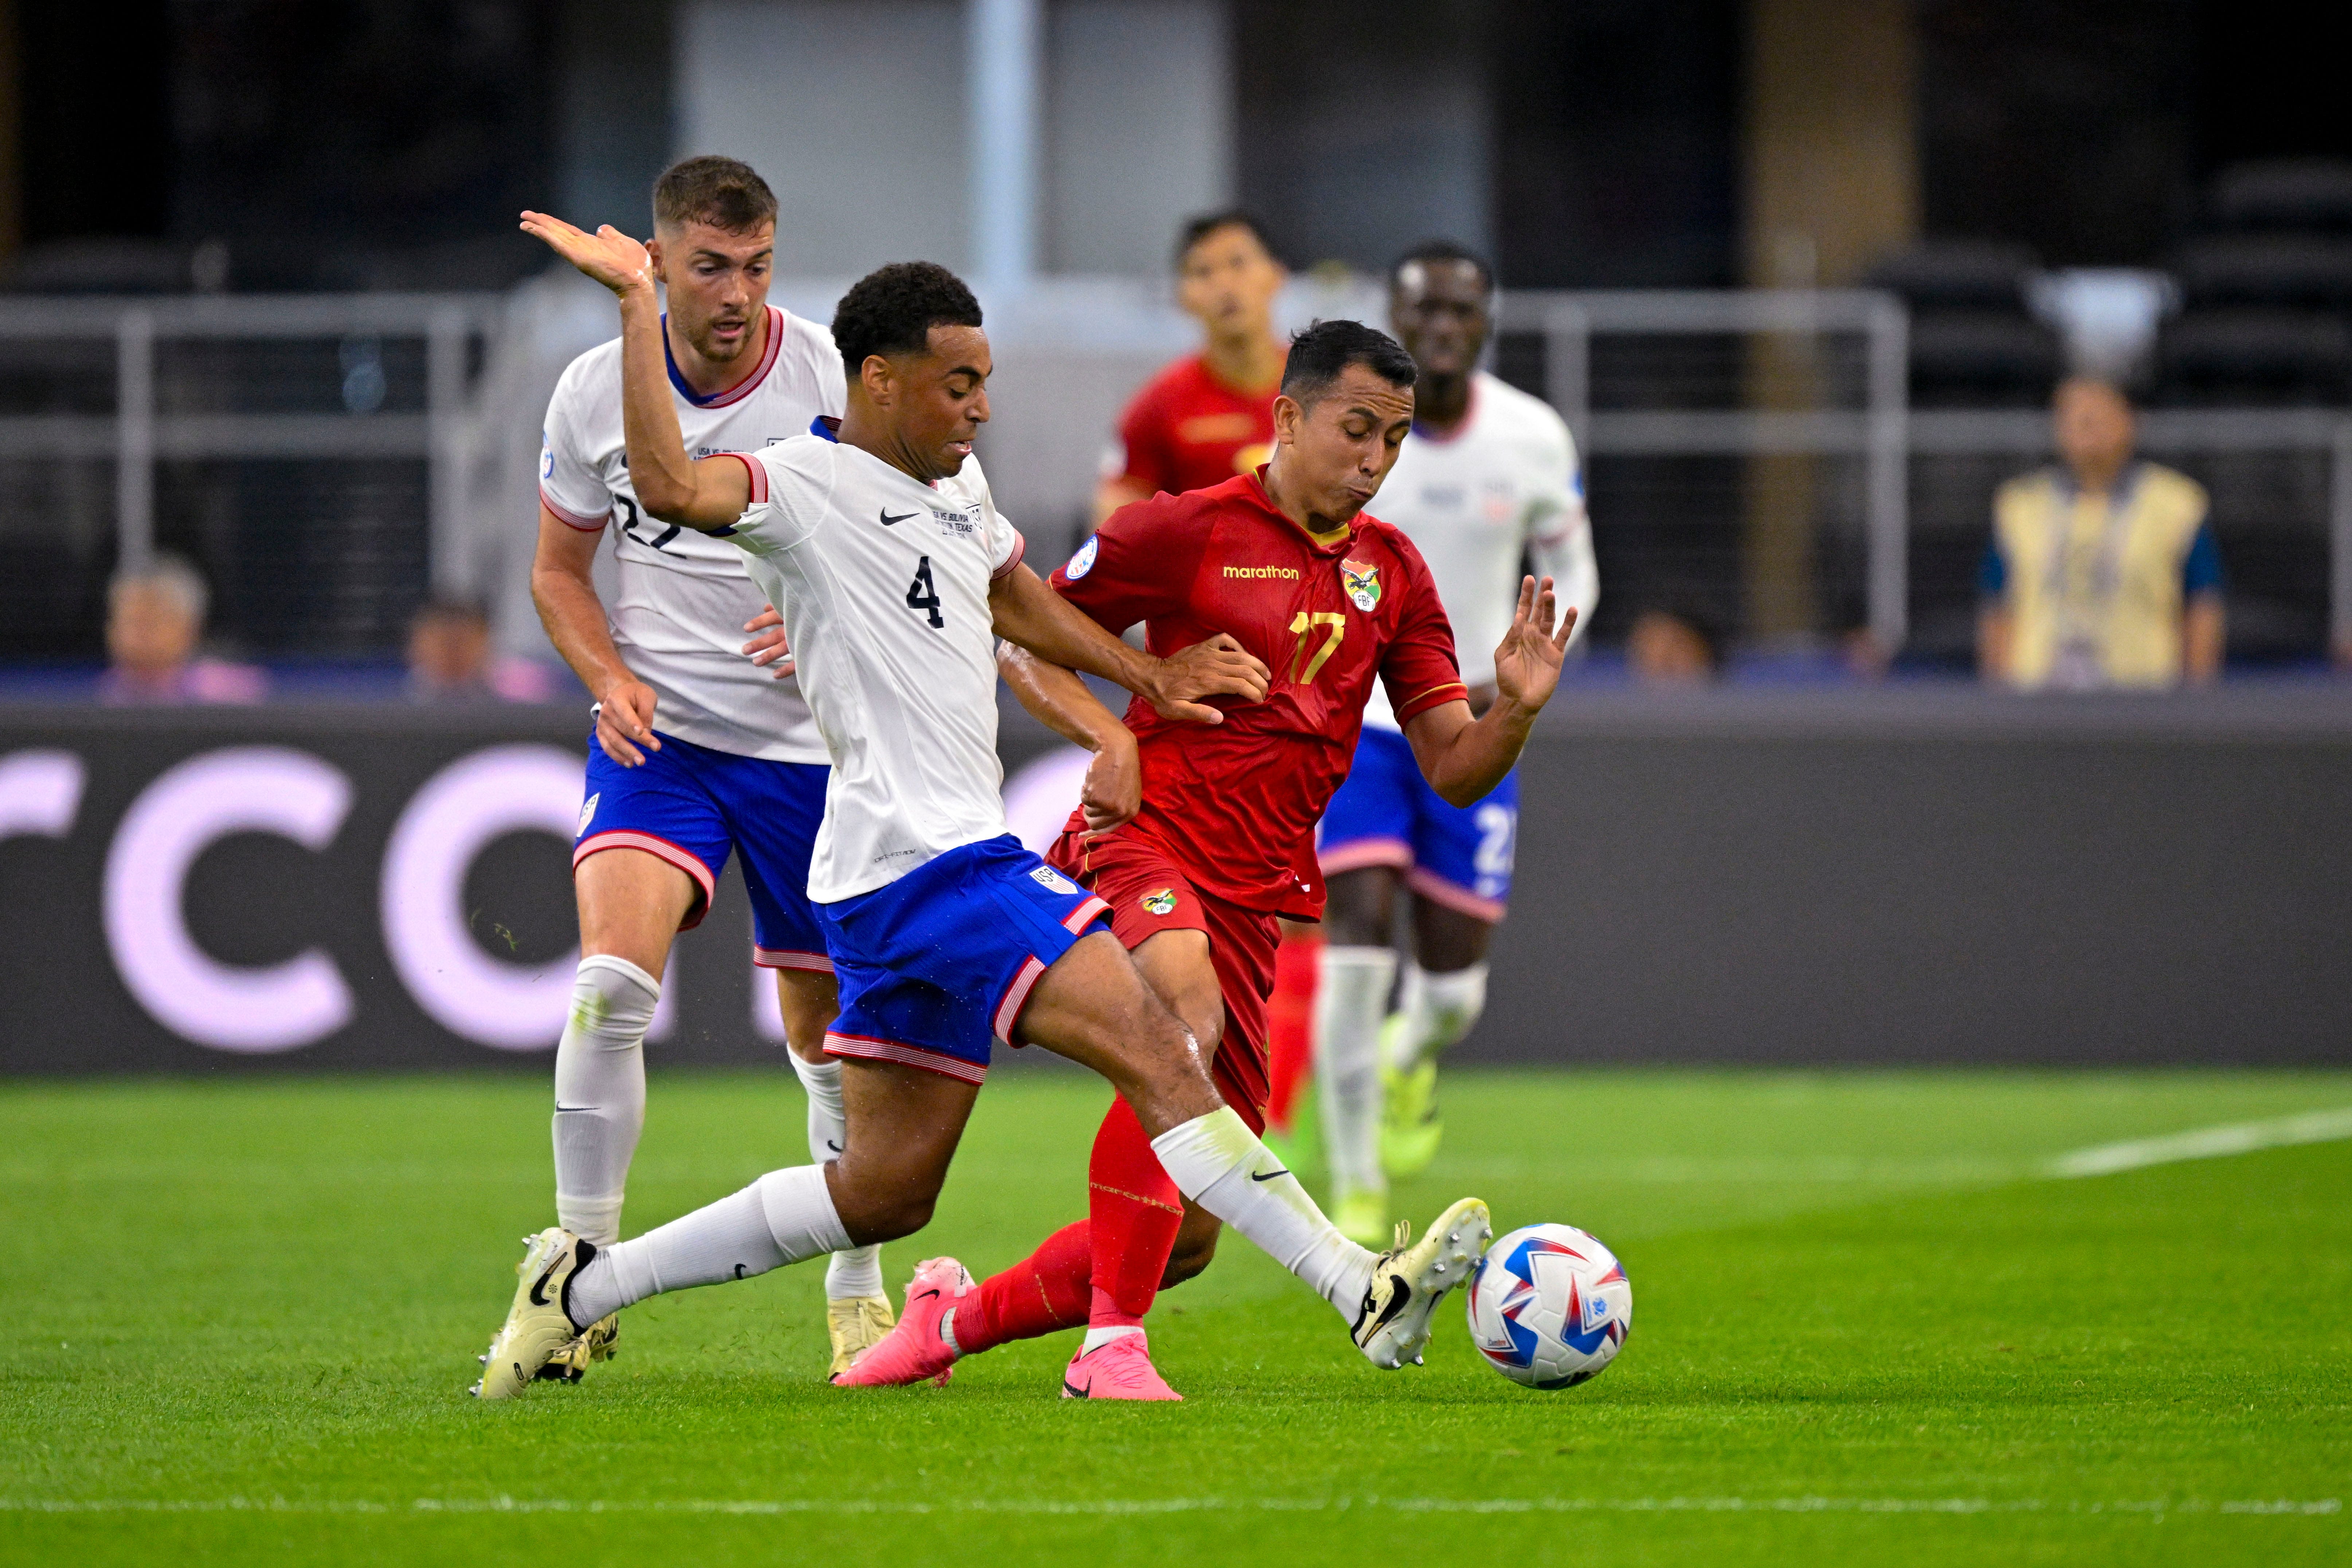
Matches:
[1364,369,1598,731]
[721,434,1026,902]
[539,305,845,763]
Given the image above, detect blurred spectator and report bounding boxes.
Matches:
[1979,379,2224,691]
[407,598,496,701]
[407,596,563,703]
[1627,601,1724,684]
[1092,211,1289,523]
[99,554,267,705]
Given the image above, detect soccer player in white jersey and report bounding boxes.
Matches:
[528,157,894,1381]
[1311,242,1600,1243]
[470,215,1525,1401]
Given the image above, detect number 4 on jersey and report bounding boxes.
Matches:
[905,555,944,629]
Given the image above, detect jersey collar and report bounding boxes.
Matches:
[1247,467,1357,555]
[662,305,784,409]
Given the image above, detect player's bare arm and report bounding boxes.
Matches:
[987,562,1269,724]
[529,503,666,766]
[1402,574,1577,807]
[520,212,755,531]
[997,642,1142,833]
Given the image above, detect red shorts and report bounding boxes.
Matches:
[1047,821,1276,1130]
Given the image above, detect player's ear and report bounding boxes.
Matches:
[1272,393,1300,445]
[859,353,895,407]
[645,233,668,285]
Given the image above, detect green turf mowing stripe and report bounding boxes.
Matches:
[2047,1105,2352,1178]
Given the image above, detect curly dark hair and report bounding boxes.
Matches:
[1391,238,1494,295]
[1280,319,1418,407]
[830,262,984,374]
[651,156,776,234]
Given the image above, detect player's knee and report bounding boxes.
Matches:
[1160,1226,1220,1289]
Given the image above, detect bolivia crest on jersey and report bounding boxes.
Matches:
[1142,888,1178,916]
[1341,559,1382,613]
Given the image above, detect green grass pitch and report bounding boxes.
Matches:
[2,1067,2347,1566]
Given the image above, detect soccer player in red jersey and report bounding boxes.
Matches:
[842,321,1578,1400]
[1091,212,1289,523]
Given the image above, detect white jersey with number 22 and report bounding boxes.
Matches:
[721,433,1026,903]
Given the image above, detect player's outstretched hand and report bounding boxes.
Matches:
[519,211,655,298]
[595,680,663,767]
[1079,730,1143,836]
[741,606,795,680]
[1146,633,1271,725]
[1492,575,1577,715]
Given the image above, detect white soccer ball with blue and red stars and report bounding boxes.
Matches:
[1464,1223,1631,1389]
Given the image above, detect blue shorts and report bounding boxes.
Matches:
[573,730,831,971]
[816,834,1111,1085]
[1318,726,1518,921]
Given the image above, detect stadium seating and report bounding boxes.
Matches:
[1864,241,2062,408]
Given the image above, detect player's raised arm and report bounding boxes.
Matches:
[987,561,1269,724]
[1402,574,1577,807]
[519,211,752,532]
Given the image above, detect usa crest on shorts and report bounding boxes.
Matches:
[1341,559,1382,612]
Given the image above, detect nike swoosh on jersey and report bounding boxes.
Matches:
[879,509,916,526]
[1249,1166,1291,1182]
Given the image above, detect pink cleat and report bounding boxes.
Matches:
[832,1257,971,1388]
[1060,1331,1183,1401]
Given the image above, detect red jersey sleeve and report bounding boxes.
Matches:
[1049,493,1213,631]
[1114,379,1178,496]
[1378,538,1469,724]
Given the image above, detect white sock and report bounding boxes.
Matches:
[1315,945,1395,1202]
[1080,1325,1144,1353]
[552,954,659,1245]
[566,1165,851,1325]
[1149,1107,1374,1321]
[788,1051,886,1300]
[1389,962,1488,1072]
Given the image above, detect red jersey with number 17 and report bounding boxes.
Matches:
[1048,471,1467,919]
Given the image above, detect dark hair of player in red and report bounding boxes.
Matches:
[1174,209,1283,269]
[651,156,777,234]
[1279,318,1419,408]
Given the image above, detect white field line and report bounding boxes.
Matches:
[0,1495,2338,1519]
[2046,1106,2352,1179]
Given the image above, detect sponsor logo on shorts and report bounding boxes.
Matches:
[577,792,600,835]
[1341,559,1382,612]
[1029,865,1079,896]
[1221,563,1299,580]
[1141,888,1177,916]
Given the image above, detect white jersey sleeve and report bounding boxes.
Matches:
[1522,403,1598,651]
[539,360,616,531]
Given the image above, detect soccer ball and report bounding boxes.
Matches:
[1464,1223,1632,1389]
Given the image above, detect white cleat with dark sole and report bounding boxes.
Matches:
[470,1228,596,1400]
[1350,1197,1492,1370]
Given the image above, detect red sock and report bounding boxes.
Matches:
[1087,1095,1187,1319]
[957,1220,1090,1355]
[1266,927,1321,1134]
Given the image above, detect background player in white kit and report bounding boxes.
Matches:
[1312,242,1600,1243]
[528,157,895,1380]
[470,216,1518,1402]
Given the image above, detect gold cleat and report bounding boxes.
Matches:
[535,1313,619,1384]
[470,1228,595,1400]
[1350,1197,1493,1370]
[826,1295,898,1381]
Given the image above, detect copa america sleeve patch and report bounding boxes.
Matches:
[1065,534,1100,580]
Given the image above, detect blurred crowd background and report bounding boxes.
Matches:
[4,0,2350,702]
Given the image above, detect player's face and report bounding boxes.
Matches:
[1177,224,1287,342]
[868,324,992,482]
[647,220,775,364]
[1390,260,1491,380]
[1273,365,1414,523]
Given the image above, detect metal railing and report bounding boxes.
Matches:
[0,294,505,587]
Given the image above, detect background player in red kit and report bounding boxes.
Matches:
[1091,212,1290,523]
[842,321,1580,1399]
